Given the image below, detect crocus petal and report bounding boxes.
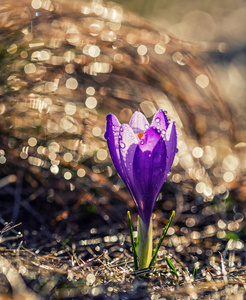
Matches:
[104,114,128,183]
[129,111,149,136]
[118,124,140,209]
[165,121,177,175]
[150,109,169,131]
[118,124,138,184]
[132,127,167,225]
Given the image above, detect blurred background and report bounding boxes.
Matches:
[114,0,246,114]
[0,0,245,240]
[0,0,245,298]
[0,0,245,236]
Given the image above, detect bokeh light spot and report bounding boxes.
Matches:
[28,137,37,147]
[66,78,78,90]
[137,45,147,56]
[196,74,209,88]
[88,45,100,58]
[7,44,17,54]
[64,171,72,180]
[85,97,97,109]
[31,0,42,9]
[92,127,102,137]
[24,63,36,74]
[223,172,235,182]
[192,147,204,158]
[154,43,166,55]
[96,149,107,161]
[86,86,95,95]
[63,152,73,162]
[77,168,86,177]
[65,102,77,115]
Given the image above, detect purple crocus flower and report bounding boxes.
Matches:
[105,109,177,227]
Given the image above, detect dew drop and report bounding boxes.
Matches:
[175,148,179,153]
[154,168,163,176]
[140,140,144,145]
[120,142,126,149]
[155,117,160,123]
[120,127,123,132]
[154,153,162,162]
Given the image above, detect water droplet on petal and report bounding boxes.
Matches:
[154,168,163,176]
[154,153,162,162]
[120,142,126,148]
[175,148,179,153]
[140,140,144,145]
[120,127,123,132]
[155,117,160,123]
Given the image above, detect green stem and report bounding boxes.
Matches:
[137,216,153,269]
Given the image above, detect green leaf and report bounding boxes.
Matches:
[165,256,179,279]
[193,267,197,279]
[148,210,175,268]
[135,230,139,254]
[173,256,189,274]
[127,211,138,270]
